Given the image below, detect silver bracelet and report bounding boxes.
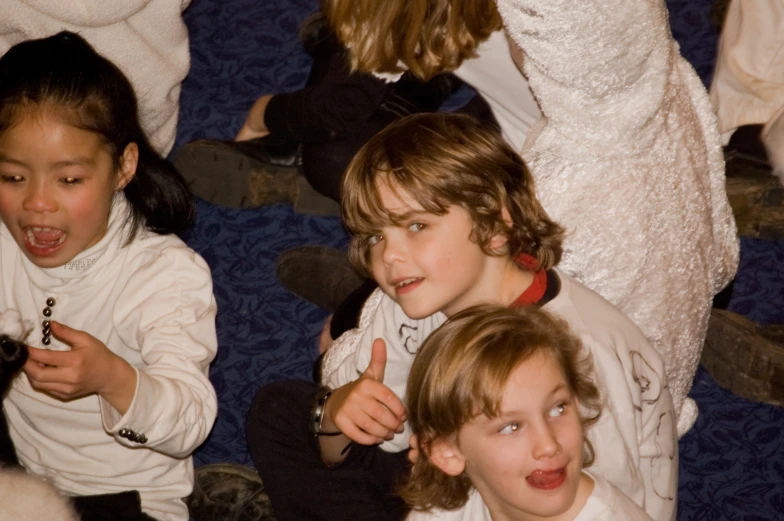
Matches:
[309,387,340,436]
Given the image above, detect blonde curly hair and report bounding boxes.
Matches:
[323,0,501,81]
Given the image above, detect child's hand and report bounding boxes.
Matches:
[22,321,137,414]
[324,339,406,446]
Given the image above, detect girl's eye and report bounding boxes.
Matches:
[408,222,426,232]
[0,175,23,183]
[367,234,383,246]
[548,403,567,418]
[61,177,81,185]
[498,422,520,435]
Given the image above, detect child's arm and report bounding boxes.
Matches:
[96,246,218,457]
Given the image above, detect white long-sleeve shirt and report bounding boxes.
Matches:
[1,196,218,521]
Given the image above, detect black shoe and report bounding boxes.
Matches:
[172,136,340,215]
[276,246,366,312]
[724,124,770,170]
[702,309,784,406]
[187,464,277,521]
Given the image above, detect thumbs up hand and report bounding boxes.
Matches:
[323,339,407,446]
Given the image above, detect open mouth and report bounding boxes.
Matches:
[526,468,566,490]
[24,226,67,254]
[395,277,422,289]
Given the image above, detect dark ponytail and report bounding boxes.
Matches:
[0,31,194,238]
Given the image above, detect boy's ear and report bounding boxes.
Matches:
[489,206,514,252]
[429,439,466,477]
[115,142,139,191]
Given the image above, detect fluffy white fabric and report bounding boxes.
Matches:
[0,310,32,342]
[0,468,79,521]
[498,0,739,434]
[0,0,192,155]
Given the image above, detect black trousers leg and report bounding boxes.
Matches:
[246,380,410,521]
[73,491,155,521]
[0,404,20,467]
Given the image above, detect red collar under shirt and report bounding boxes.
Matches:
[510,254,550,307]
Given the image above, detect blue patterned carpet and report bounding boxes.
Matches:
[176,0,784,519]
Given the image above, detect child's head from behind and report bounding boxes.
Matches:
[403,305,600,519]
[0,32,192,268]
[342,113,563,318]
[324,0,501,81]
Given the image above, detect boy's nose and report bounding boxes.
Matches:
[381,236,407,265]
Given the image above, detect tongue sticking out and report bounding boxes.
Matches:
[526,468,565,489]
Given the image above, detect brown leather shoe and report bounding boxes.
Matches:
[723,125,784,239]
[187,464,277,521]
[172,136,340,215]
[702,309,784,406]
[275,246,365,312]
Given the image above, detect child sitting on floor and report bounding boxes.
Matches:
[0,32,218,521]
[245,113,677,521]
[403,304,653,521]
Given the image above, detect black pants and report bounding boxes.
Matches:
[73,492,157,521]
[246,380,410,521]
[287,24,494,202]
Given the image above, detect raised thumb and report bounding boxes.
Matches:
[363,338,387,382]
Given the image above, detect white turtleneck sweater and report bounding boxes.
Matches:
[0,196,218,521]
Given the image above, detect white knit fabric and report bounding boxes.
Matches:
[0,309,32,342]
[496,0,739,434]
[0,0,192,155]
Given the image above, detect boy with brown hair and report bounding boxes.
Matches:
[246,113,676,521]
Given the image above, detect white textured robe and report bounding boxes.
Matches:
[0,0,191,155]
[496,0,739,433]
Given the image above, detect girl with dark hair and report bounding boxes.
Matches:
[0,32,218,521]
